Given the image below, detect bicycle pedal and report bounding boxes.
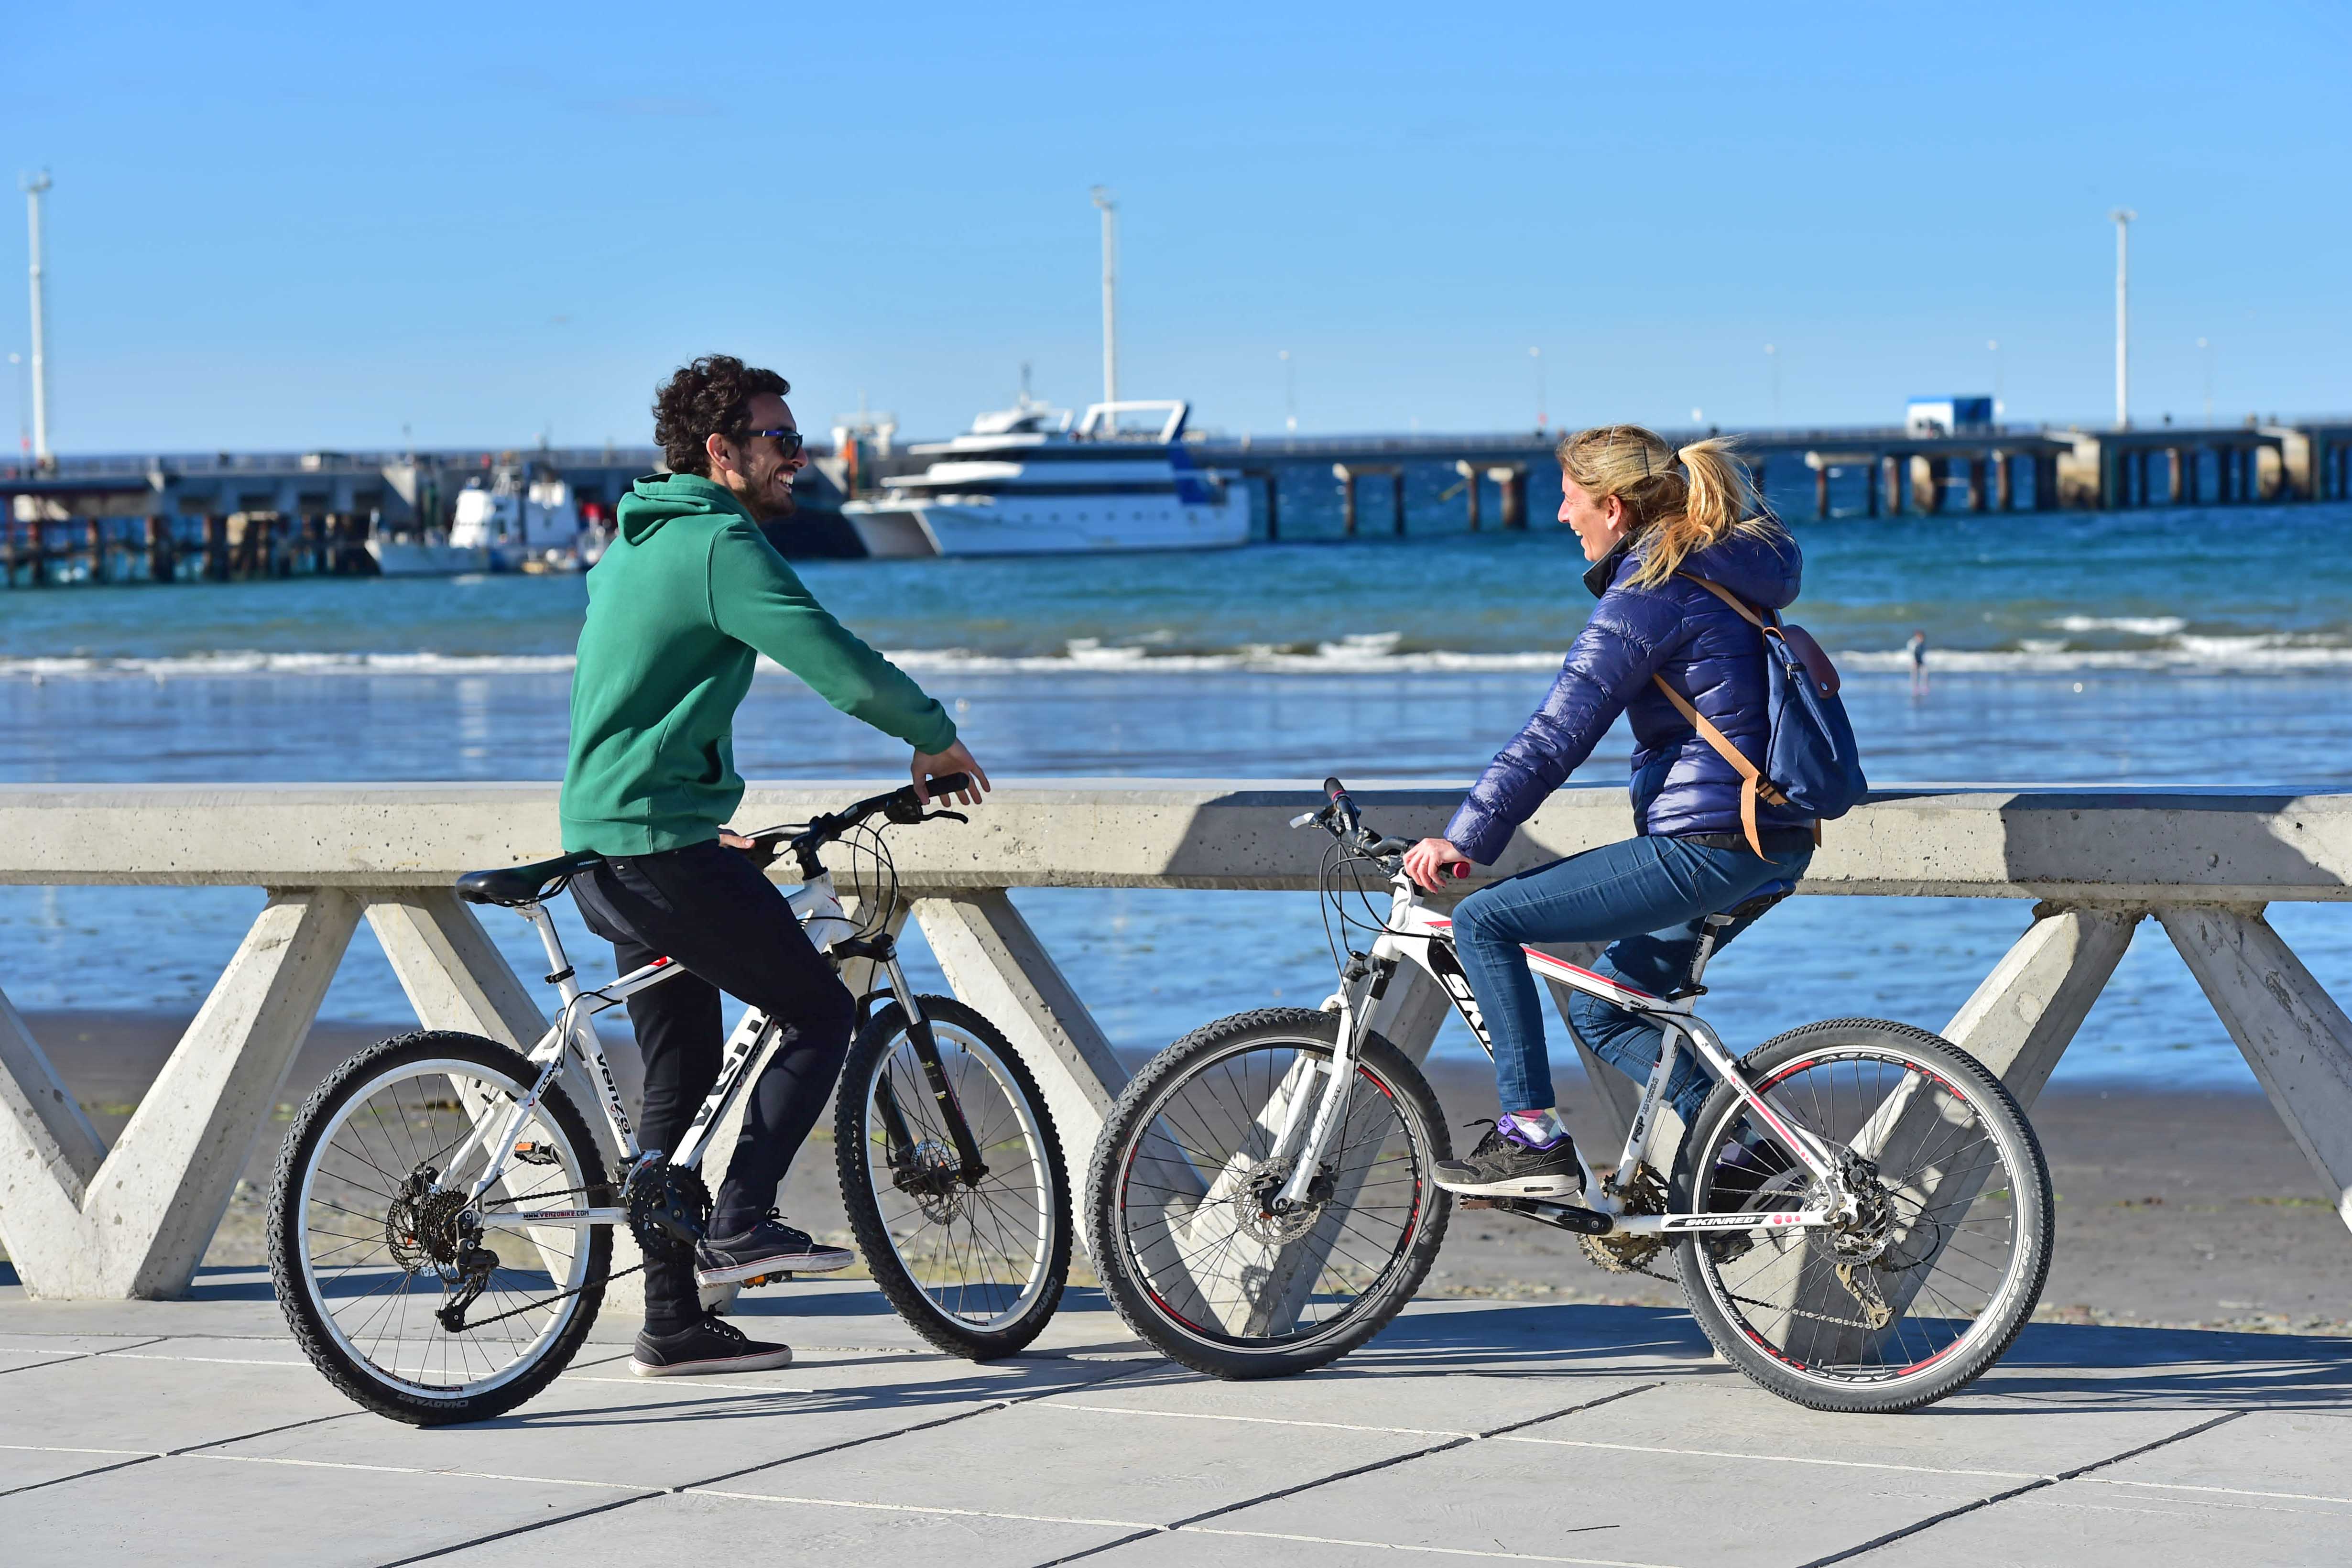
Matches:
[740,1273,796,1288]
[511,1140,561,1166]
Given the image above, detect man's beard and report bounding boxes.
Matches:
[749,472,799,522]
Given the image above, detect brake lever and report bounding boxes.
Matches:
[922,809,970,826]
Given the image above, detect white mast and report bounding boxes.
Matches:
[23,171,52,464]
[1091,185,1117,430]
[2110,208,2134,429]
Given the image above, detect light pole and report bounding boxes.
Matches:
[1530,346,1546,430]
[1987,339,2003,422]
[1089,186,1118,429]
[2197,337,2213,423]
[23,171,52,465]
[2110,207,2135,429]
[1764,343,1779,426]
[1279,348,1296,434]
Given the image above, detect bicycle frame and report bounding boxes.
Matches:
[439,867,937,1231]
[1275,866,1850,1240]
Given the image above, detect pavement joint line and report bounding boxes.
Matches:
[1042,1401,1479,1438]
[687,1489,1157,1530]
[0,1333,172,1375]
[0,1453,162,1500]
[100,1351,310,1366]
[2091,1476,2352,1508]
[1176,1525,1685,1567]
[1794,1408,2250,1567]
[560,1375,824,1394]
[368,1358,1167,1566]
[1491,1433,2046,1481]
[375,1492,653,1568]
[180,1451,655,1491]
[0,1442,163,1457]
[166,1408,363,1457]
[1118,1380,1666,1555]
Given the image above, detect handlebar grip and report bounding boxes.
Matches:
[1448,862,1470,880]
[920,771,972,797]
[1323,776,1347,800]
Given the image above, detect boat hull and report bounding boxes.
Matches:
[841,494,1249,557]
[367,539,491,576]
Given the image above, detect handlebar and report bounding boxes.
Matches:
[739,773,974,874]
[1291,776,1470,882]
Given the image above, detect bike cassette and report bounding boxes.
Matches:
[1234,1157,1336,1245]
[385,1168,470,1274]
[624,1160,711,1262]
[1578,1162,1669,1275]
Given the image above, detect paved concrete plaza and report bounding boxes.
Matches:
[2,1267,2347,1567]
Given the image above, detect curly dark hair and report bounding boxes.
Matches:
[652,355,791,476]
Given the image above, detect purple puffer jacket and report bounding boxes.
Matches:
[1443,527,1809,863]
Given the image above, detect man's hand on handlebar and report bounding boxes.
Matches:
[914,741,989,807]
[1404,837,1473,894]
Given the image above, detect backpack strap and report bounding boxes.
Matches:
[1648,673,1787,857]
[1685,574,1780,632]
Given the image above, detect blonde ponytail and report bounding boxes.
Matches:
[1555,425,1780,589]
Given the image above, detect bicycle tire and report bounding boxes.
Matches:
[268,1031,612,1426]
[1670,1019,2053,1414]
[1087,1008,1451,1380]
[834,996,1071,1360]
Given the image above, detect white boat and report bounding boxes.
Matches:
[840,399,1249,558]
[367,532,490,576]
[449,467,586,572]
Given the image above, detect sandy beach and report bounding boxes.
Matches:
[11,1009,2348,1338]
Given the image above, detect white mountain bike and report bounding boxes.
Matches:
[1087,779,2052,1413]
[269,775,1070,1425]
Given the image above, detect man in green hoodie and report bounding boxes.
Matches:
[560,354,986,1377]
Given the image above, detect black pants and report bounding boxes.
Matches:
[570,838,856,1329]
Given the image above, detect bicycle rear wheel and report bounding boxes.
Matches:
[835,996,1070,1359]
[1672,1019,2052,1413]
[268,1031,611,1426]
[1087,1008,1451,1380]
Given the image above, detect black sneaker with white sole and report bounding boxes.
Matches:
[1433,1119,1585,1199]
[631,1314,794,1378]
[693,1212,855,1287]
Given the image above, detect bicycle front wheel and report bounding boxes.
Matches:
[1087,1008,1451,1380]
[267,1031,611,1426]
[1672,1019,2053,1413]
[835,996,1070,1359]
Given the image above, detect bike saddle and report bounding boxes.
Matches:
[454,849,605,907]
[1728,876,1798,922]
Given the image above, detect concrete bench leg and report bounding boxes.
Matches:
[0,889,359,1299]
[366,889,642,1308]
[913,891,1128,1184]
[2161,904,2352,1233]
[1730,906,2138,1361]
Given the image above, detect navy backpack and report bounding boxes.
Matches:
[1650,576,1869,855]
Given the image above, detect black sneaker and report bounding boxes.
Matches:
[1434,1119,1584,1199]
[693,1212,855,1287]
[630,1314,794,1378]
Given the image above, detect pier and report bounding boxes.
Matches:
[7,417,2350,586]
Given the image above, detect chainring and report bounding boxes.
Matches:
[1579,1162,1670,1274]
[625,1161,712,1263]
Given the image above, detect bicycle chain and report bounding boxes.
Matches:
[443,1184,637,1336]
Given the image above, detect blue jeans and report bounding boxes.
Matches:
[1451,836,1812,1122]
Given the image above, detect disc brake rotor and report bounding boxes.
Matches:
[894,1140,967,1224]
[1233,1157,1335,1245]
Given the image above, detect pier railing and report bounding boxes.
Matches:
[2,780,2348,1302]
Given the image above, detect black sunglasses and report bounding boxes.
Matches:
[743,426,806,459]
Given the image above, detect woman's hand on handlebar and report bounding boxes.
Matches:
[1404,837,1473,893]
[914,740,990,806]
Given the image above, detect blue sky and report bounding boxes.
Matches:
[6,1,2347,452]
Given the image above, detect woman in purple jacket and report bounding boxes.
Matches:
[1403,424,1812,1201]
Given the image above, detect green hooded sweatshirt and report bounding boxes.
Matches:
[558,472,956,855]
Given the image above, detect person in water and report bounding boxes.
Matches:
[1403,424,1813,1199]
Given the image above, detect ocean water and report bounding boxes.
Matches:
[4,496,2347,1092]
